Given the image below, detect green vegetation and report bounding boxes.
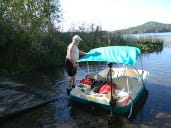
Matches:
[136,38,163,53]
[116,21,171,34]
[123,36,164,53]
[0,0,63,74]
[105,32,164,53]
[0,1,164,75]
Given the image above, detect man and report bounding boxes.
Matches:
[65,35,86,95]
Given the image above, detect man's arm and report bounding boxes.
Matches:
[79,50,86,55]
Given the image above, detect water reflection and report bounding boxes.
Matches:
[0,45,171,128]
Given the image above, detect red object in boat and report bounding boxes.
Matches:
[98,82,117,94]
[80,78,93,85]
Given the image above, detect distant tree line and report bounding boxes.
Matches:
[116,21,171,34]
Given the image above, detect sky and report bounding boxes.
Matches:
[60,0,171,31]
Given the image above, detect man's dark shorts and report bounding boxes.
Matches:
[65,58,77,76]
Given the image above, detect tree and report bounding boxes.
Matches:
[0,0,63,74]
[0,0,62,32]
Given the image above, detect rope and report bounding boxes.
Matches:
[87,61,90,74]
[139,55,145,86]
[126,77,130,94]
[128,97,133,118]
[134,67,145,88]
[140,54,144,71]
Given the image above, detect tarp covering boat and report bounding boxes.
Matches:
[77,46,141,65]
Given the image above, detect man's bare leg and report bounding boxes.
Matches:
[72,75,76,88]
[67,76,74,95]
[68,76,73,88]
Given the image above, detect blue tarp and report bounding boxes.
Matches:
[77,46,141,65]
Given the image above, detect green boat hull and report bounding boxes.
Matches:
[70,85,145,115]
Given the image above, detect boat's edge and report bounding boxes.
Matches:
[70,85,146,115]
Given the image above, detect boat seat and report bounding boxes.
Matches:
[98,68,109,78]
[98,68,124,79]
[122,69,139,78]
[85,72,107,82]
[112,76,142,97]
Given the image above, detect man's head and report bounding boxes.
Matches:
[72,35,82,44]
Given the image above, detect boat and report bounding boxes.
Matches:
[69,46,149,118]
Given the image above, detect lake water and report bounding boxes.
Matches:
[0,34,171,128]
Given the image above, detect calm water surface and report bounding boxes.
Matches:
[0,45,171,128]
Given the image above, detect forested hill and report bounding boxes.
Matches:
[116,21,171,34]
